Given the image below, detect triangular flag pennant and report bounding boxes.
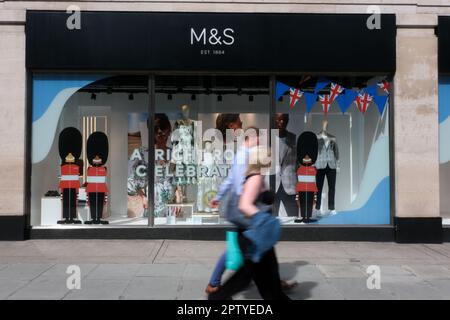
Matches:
[336,89,358,113]
[289,88,303,109]
[275,82,290,101]
[365,84,379,98]
[355,93,373,114]
[373,94,388,115]
[377,80,390,94]
[329,83,344,102]
[304,92,317,113]
[319,94,333,115]
[314,77,330,94]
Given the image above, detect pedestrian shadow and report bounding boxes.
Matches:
[239,260,316,300]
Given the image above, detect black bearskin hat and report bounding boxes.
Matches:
[58,127,82,163]
[87,131,109,166]
[297,131,318,165]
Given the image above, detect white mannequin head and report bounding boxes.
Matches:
[204,140,213,153]
[180,104,190,119]
[322,119,328,132]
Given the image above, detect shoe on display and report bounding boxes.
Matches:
[294,218,304,224]
[329,210,337,215]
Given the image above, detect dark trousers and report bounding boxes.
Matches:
[89,193,105,221]
[209,233,290,300]
[62,188,77,220]
[315,165,336,211]
[274,184,298,217]
[299,192,314,219]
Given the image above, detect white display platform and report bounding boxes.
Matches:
[40,197,61,226]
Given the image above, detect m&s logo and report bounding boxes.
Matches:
[190,28,235,46]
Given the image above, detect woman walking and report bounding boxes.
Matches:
[209,146,290,300]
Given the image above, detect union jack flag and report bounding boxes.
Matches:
[289,88,303,109]
[355,93,373,113]
[319,94,333,114]
[329,83,344,102]
[377,80,390,94]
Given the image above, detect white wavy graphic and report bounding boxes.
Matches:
[440,116,450,164]
[32,88,81,164]
[348,134,389,210]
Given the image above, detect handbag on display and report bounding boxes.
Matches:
[225,231,244,271]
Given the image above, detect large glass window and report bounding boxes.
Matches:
[153,75,270,225]
[30,73,391,227]
[31,75,149,226]
[439,76,450,225]
[274,76,391,224]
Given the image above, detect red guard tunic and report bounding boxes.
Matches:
[296,165,318,192]
[59,164,81,191]
[86,166,108,194]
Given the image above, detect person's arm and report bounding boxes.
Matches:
[238,175,262,217]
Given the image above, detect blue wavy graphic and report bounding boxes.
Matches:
[314,177,390,225]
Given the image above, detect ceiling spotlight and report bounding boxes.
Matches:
[217,95,222,102]
[249,95,254,102]
[91,93,96,100]
[168,93,173,100]
[128,93,134,101]
[191,94,196,101]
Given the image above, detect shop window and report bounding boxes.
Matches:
[274,76,391,224]
[153,75,270,225]
[31,75,149,226]
[439,76,450,225]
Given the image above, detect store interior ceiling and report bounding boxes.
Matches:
[78,75,383,96]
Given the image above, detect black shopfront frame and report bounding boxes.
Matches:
[22,10,398,241]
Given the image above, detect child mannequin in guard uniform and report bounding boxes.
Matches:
[58,127,83,224]
[295,131,319,224]
[85,131,109,225]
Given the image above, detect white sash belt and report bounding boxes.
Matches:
[87,176,106,183]
[61,175,79,181]
[298,175,315,183]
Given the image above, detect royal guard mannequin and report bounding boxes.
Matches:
[85,131,109,225]
[58,127,82,224]
[295,131,319,224]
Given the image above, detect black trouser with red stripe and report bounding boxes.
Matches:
[89,192,105,221]
[299,191,314,219]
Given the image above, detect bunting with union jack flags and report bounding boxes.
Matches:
[289,88,303,109]
[319,94,333,115]
[329,83,344,102]
[276,77,390,116]
[355,93,373,114]
[377,80,390,94]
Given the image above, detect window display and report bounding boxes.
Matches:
[154,75,270,225]
[31,75,149,226]
[275,76,391,225]
[30,74,391,227]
